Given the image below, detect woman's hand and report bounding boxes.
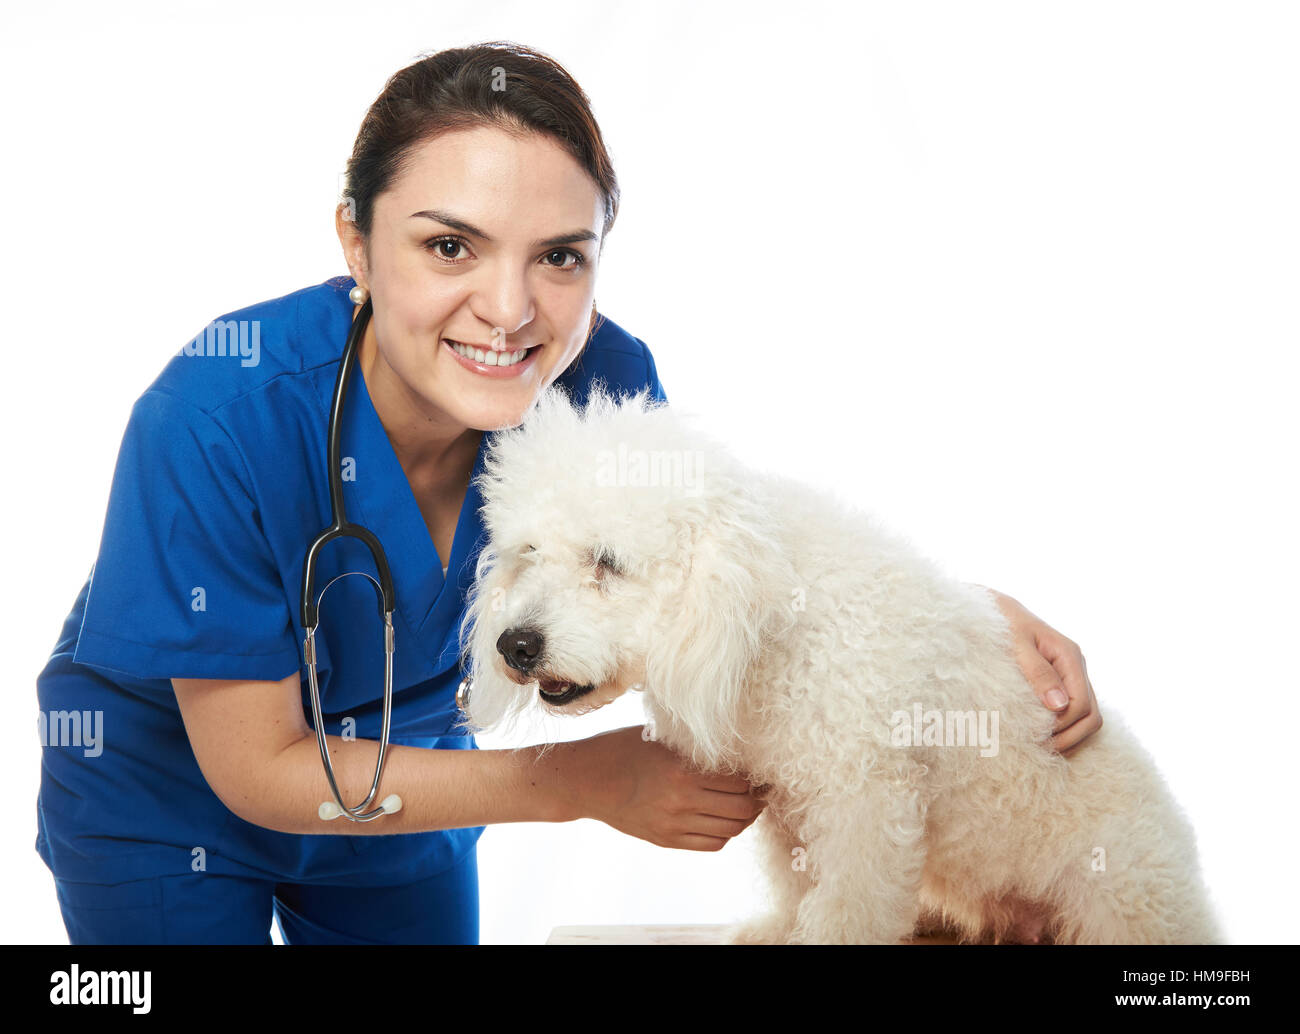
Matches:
[564,726,767,850]
[978,587,1102,754]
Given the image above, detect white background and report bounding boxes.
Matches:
[1,0,1295,945]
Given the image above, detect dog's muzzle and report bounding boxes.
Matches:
[495,627,596,705]
[535,678,596,706]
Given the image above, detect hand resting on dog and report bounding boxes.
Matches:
[551,726,768,851]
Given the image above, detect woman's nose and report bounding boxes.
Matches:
[470,269,535,338]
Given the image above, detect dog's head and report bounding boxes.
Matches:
[455,382,795,769]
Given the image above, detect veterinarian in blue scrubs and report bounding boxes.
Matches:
[30,42,707,946]
[35,274,668,943]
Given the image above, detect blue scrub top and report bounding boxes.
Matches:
[36,275,668,888]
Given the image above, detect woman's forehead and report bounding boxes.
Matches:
[378,126,604,237]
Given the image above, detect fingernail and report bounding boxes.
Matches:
[1047,689,1068,709]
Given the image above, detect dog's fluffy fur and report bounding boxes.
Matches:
[458,384,1221,945]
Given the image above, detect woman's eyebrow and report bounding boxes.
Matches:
[410,209,597,248]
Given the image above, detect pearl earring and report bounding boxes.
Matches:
[349,284,369,305]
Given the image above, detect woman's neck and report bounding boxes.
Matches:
[355,304,482,491]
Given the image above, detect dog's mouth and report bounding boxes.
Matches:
[537,678,596,706]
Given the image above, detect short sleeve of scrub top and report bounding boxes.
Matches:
[74,389,303,681]
[35,276,669,888]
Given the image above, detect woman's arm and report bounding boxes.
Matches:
[971,587,1103,754]
[173,674,764,850]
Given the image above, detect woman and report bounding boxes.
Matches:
[34,41,1101,944]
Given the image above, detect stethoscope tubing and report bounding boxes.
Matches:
[300,297,401,822]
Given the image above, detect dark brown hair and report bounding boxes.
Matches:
[343,40,620,248]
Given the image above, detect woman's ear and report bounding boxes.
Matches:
[643,477,797,772]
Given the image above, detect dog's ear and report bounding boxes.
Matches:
[643,468,797,773]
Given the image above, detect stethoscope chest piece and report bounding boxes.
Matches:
[456,673,474,714]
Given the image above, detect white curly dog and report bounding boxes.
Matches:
[458,384,1221,945]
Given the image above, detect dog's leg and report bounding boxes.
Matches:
[1011,721,1224,945]
[788,784,927,945]
[1047,835,1224,945]
[724,808,809,945]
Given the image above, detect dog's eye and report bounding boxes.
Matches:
[589,547,623,578]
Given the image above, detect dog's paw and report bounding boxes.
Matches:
[723,914,793,945]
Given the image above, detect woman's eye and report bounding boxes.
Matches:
[543,248,585,272]
[426,238,585,271]
[426,236,470,262]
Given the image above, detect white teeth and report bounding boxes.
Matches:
[448,340,528,367]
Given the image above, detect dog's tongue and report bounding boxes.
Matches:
[540,678,569,696]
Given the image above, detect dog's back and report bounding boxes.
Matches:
[724,473,1221,943]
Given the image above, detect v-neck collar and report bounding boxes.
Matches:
[313,279,494,673]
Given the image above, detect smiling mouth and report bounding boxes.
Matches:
[538,678,596,705]
[444,338,540,368]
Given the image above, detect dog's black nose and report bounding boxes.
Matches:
[497,627,544,673]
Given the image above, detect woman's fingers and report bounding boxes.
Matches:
[692,770,755,794]
[1033,631,1103,748]
[679,812,757,841]
[668,773,768,848]
[1051,650,1103,753]
[1053,710,1103,754]
[987,591,1072,713]
[691,785,768,822]
[987,588,1105,753]
[1019,643,1073,715]
[674,833,731,852]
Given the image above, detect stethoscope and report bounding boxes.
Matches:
[300,293,403,822]
[301,289,479,821]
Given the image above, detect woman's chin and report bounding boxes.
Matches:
[439,389,539,434]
